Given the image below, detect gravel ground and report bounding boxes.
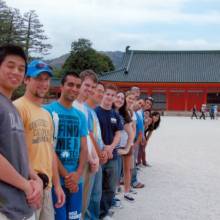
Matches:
[113,116,220,220]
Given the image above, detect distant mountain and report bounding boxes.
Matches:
[99,51,124,69]
[46,51,124,70]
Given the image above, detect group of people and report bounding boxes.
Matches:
[191,104,218,120]
[0,44,161,220]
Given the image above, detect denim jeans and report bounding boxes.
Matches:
[84,166,102,220]
[117,155,123,183]
[52,183,83,220]
[131,144,140,186]
[99,159,118,218]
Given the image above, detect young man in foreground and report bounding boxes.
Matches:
[0,45,42,220]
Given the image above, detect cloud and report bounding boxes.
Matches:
[6,0,220,58]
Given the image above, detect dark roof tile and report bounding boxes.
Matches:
[100,50,220,83]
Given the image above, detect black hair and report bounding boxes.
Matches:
[145,96,154,104]
[149,111,161,130]
[61,71,80,85]
[116,92,132,124]
[0,44,27,72]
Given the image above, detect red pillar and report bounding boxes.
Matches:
[166,89,170,111]
[203,89,207,104]
[184,90,188,111]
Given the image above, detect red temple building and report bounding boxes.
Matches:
[99,47,220,111]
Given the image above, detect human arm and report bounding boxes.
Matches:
[90,132,108,164]
[0,154,33,199]
[104,131,121,159]
[27,166,43,209]
[145,130,153,144]
[88,141,99,173]
[65,136,88,187]
[124,122,135,148]
[56,152,79,193]
[52,151,65,208]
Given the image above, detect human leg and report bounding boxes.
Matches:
[85,166,102,220]
[100,159,118,218]
[36,188,54,220]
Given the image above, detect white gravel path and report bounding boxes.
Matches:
[113,116,220,220]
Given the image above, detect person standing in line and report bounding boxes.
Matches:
[114,92,135,202]
[130,86,141,101]
[84,82,108,220]
[143,111,161,166]
[44,72,88,220]
[14,60,65,220]
[0,44,42,220]
[138,97,153,166]
[72,69,100,219]
[95,84,123,220]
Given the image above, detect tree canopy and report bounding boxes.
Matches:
[63,38,115,75]
[0,0,52,59]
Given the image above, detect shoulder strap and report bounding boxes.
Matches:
[51,111,59,149]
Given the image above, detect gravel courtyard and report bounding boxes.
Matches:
[114,116,220,220]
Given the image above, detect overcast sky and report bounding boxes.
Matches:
[6,0,220,59]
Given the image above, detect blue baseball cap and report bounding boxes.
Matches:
[26,60,53,78]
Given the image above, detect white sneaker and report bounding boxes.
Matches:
[124,192,135,202]
[129,188,137,195]
[111,200,123,209]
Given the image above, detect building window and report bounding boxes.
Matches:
[207,93,220,104]
[152,93,166,110]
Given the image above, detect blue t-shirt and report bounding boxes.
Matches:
[95,106,123,159]
[44,102,88,184]
[135,111,144,140]
[85,104,104,150]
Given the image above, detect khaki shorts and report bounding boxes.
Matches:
[0,212,35,220]
[35,188,54,220]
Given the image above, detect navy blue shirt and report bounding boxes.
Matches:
[95,106,123,159]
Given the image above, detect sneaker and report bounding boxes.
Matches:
[112,197,123,209]
[114,197,121,202]
[124,193,135,202]
[112,200,123,209]
[143,161,152,167]
[132,182,145,189]
[129,188,137,195]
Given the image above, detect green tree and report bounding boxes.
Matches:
[22,10,52,58]
[4,8,23,45]
[71,38,92,53]
[0,0,10,44]
[63,38,115,75]
[0,2,52,59]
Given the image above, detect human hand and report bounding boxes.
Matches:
[54,185,65,208]
[89,158,99,173]
[64,172,80,192]
[26,180,42,209]
[104,145,113,159]
[99,150,108,164]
